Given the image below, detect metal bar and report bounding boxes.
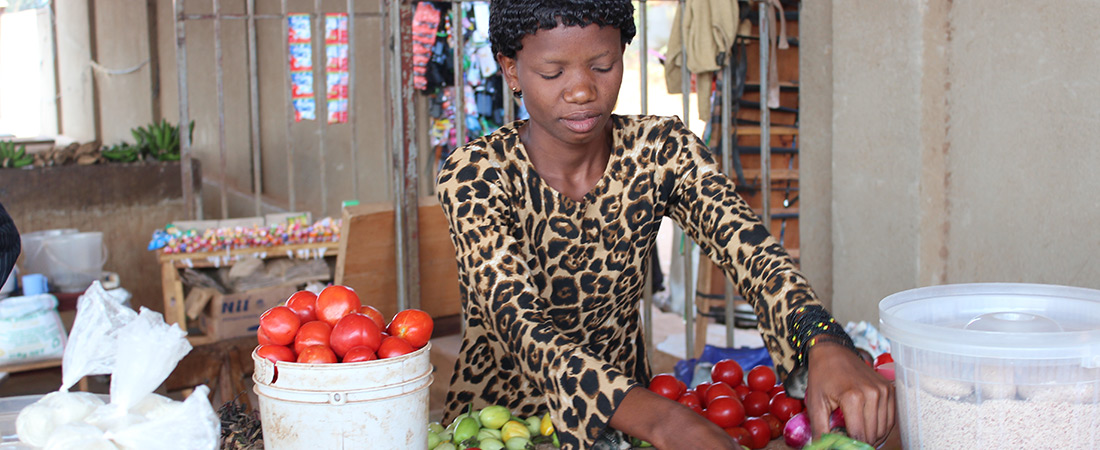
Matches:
[347,0,359,200]
[314,0,328,217]
[452,6,465,148]
[759,2,771,230]
[174,0,195,219]
[639,0,648,115]
[247,0,263,216]
[721,53,735,348]
[638,0,653,371]
[388,0,409,312]
[281,0,295,211]
[678,0,694,360]
[214,0,229,219]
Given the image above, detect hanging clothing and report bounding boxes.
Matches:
[664,0,739,122]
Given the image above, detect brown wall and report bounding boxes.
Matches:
[2,162,198,314]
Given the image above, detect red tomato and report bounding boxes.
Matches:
[733,384,752,401]
[386,309,434,348]
[768,392,804,422]
[742,417,770,449]
[695,382,712,396]
[294,320,333,355]
[724,426,752,447]
[648,374,685,401]
[703,382,737,407]
[330,313,383,357]
[768,385,785,399]
[259,306,300,346]
[677,391,703,412]
[376,336,416,358]
[874,352,894,368]
[316,285,361,326]
[359,305,386,330]
[342,346,378,363]
[704,396,745,429]
[285,290,318,323]
[711,359,744,387]
[297,344,337,364]
[746,365,777,393]
[256,344,295,363]
[741,390,770,417]
[759,413,783,439]
[257,327,276,346]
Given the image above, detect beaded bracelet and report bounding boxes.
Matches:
[787,305,857,367]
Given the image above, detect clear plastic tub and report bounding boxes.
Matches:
[879,283,1100,448]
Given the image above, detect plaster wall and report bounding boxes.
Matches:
[801,0,1100,324]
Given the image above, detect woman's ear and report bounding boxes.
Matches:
[497,53,519,92]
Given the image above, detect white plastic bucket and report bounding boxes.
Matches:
[252,343,433,450]
[39,232,107,293]
[19,229,77,276]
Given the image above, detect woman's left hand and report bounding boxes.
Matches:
[803,341,896,447]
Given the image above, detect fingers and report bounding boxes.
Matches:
[876,381,896,447]
[806,389,833,440]
[838,390,867,444]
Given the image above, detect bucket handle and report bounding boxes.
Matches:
[40,240,110,273]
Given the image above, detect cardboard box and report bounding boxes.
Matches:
[199,284,298,340]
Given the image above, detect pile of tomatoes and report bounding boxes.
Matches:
[648,360,804,449]
[254,284,434,364]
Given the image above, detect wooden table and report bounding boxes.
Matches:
[158,241,339,345]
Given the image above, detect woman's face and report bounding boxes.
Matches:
[499,24,625,148]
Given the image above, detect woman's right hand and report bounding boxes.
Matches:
[612,387,738,449]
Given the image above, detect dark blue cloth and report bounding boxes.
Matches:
[674,344,773,386]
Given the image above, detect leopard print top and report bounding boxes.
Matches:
[436,115,824,449]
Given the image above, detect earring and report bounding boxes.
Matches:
[511,87,523,99]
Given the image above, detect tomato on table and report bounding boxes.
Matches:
[297,344,337,364]
[741,390,770,417]
[724,426,752,447]
[376,335,416,358]
[676,391,703,414]
[747,365,777,393]
[342,346,377,363]
[256,344,295,363]
[703,382,737,407]
[759,413,783,439]
[704,396,745,429]
[648,374,685,401]
[768,392,804,422]
[359,305,386,330]
[742,417,770,449]
[711,359,744,387]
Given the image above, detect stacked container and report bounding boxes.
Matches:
[879,283,1100,448]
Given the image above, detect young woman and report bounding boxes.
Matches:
[436,0,894,448]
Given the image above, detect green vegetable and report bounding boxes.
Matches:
[0,141,33,168]
[504,436,531,450]
[479,405,511,430]
[477,428,502,441]
[101,143,140,162]
[478,438,505,450]
[130,119,193,161]
[803,432,874,450]
[452,416,480,444]
[428,430,441,449]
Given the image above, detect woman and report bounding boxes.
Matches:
[436,0,894,448]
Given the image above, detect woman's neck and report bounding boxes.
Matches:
[521,122,612,202]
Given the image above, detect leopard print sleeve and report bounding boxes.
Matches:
[658,117,826,381]
[436,139,639,449]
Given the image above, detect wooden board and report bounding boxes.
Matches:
[335,197,462,321]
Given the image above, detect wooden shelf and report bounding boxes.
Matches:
[158,241,339,268]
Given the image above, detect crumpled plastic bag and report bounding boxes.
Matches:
[17,281,219,449]
[844,321,891,357]
[61,281,138,391]
[108,307,192,410]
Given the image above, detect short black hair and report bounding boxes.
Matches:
[489,0,637,59]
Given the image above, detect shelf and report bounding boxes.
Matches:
[158,241,339,268]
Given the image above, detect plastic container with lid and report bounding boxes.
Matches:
[879,283,1100,449]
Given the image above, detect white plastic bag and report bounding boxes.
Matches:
[61,281,138,391]
[0,293,67,366]
[108,307,192,410]
[107,385,220,450]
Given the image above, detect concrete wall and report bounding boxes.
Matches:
[801,0,1100,324]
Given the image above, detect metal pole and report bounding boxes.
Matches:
[759,2,771,230]
[453,5,465,148]
[721,52,735,348]
[246,0,263,216]
[281,0,295,211]
[388,0,409,312]
[314,0,328,218]
[678,0,694,360]
[638,0,654,370]
[174,0,195,219]
[347,0,359,200]
[213,0,229,219]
